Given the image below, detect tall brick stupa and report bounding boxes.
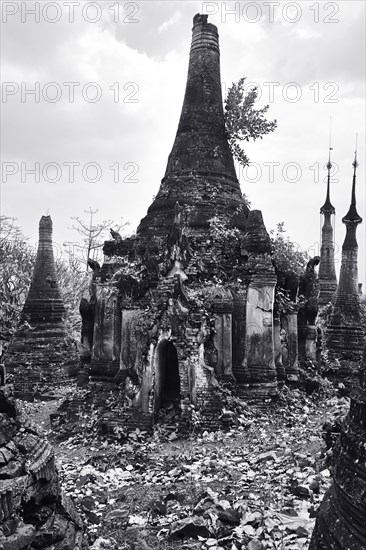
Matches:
[4,216,76,399]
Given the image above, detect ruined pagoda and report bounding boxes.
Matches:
[82,14,279,432]
[326,151,365,384]
[309,344,366,549]
[4,216,76,399]
[318,148,337,306]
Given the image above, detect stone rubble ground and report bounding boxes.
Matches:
[18,389,349,550]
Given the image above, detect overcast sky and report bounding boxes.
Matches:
[1,0,365,287]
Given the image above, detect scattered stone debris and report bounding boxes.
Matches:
[0,381,86,549]
[32,387,348,549]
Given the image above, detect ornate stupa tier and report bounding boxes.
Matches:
[326,245,365,357]
[137,14,248,239]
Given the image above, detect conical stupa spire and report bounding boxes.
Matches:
[342,147,362,226]
[4,216,77,399]
[320,147,335,215]
[137,14,248,238]
[164,13,237,181]
[24,216,64,307]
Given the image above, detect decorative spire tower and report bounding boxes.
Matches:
[326,147,365,384]
[318,147,337,306]
[137,13,248,240]
[4,216,76,399]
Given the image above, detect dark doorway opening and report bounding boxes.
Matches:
[155,340,181,411]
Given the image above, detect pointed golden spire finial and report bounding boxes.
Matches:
[352,133,358,170]
[327,116,333,170]
[343,132,362,225]
[321,117,335,215]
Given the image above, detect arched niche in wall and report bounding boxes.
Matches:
[154,339,181,413]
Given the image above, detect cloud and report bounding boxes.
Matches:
[1,1,365,286]
[158,12,182,33]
